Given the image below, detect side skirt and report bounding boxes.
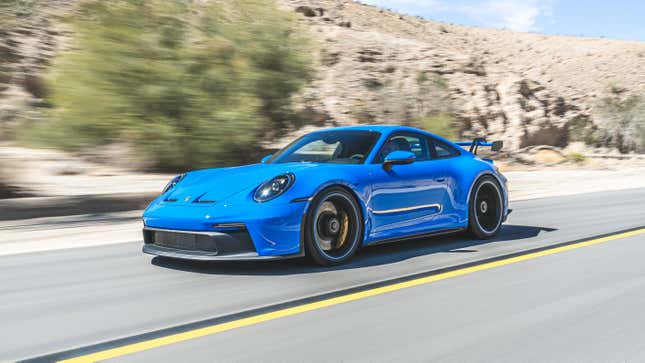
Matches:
[366,227,467,247]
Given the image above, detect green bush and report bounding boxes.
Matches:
[568,115,598,145]
[567,153,587,163]
[417,113,457,140]
[20,0,311,170]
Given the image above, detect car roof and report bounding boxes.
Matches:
[317,124,422,133]
[314,125,453,141]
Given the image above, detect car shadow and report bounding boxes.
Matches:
[151,224,557,276]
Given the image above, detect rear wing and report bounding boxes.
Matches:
[455,137,503,155]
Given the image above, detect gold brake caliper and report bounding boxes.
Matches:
[335,212,350,249]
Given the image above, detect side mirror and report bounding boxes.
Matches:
[383,150,415,171]
[260,154,273,164]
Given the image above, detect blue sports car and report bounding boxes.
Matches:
[142,125,509,265]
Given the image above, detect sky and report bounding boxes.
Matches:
[361,0,645,42]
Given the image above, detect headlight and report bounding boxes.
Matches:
[162,173,185,194]
[253,173,295,203]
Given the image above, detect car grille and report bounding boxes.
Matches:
[143,228,256,255]
[154,231,217,252]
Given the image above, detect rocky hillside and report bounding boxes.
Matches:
[283,0,645,152]
[0,0,74,139]
[1,0,644,154]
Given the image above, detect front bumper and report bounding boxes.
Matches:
[142,216,305,261]
[143,244,298,261]
[143,197,309,257]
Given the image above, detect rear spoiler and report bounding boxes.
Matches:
[455,137,503,155]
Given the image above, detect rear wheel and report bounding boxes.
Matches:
[305,187,362,266]
[468,176,503,239]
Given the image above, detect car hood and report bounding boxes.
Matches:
[163,162,320,204]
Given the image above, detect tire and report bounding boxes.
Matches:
[468,175,504,239]
[305,187,363,266]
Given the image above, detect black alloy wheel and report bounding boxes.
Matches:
[468,175,503,239]
[305,187,363,266]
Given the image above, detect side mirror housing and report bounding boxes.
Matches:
[383,150,415,171]
[260,154,273,164]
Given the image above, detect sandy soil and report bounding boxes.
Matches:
[0,145,172,197]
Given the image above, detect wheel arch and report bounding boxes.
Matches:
[304,182,369,245]
[466,171,508,223]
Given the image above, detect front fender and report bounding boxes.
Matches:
[287,166,373,244]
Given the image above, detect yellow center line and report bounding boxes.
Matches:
[60,228,645,363]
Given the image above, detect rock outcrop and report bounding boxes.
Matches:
[283,0,645,152]
[0,0,76,138]
[1,0,644,153]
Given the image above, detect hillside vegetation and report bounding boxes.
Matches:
[8,0,311,170]
[284,0,645,153]
[0,0,643,171]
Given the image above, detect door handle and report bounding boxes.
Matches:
[435,178,446,183]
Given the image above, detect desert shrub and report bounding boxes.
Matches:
[1,0,39,66]
[596,89,645,153]
[0,66,10,85]
[350,97,377,123]
[568,115,599,145]
[22,75,47,98]
[567,153,586,163]
[20,0,311,170]
[383,65,396,73]
[414,73,453,126]
[363,78,384,91]
[416,71,429,85]
[0,0,38,19]
[417,113,457,140]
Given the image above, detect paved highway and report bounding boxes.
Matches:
[1,188,644,362]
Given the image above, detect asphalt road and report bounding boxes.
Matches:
[1,188,644,362]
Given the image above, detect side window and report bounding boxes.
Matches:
[429,137,460,159]
[374,133,430,163]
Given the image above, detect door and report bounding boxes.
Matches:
[367,132,450,241]
[424,136,463,227]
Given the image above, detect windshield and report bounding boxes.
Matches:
[268,130,381,164]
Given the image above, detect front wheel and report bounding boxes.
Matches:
[305,187,363,266]
[468,175,504,239]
